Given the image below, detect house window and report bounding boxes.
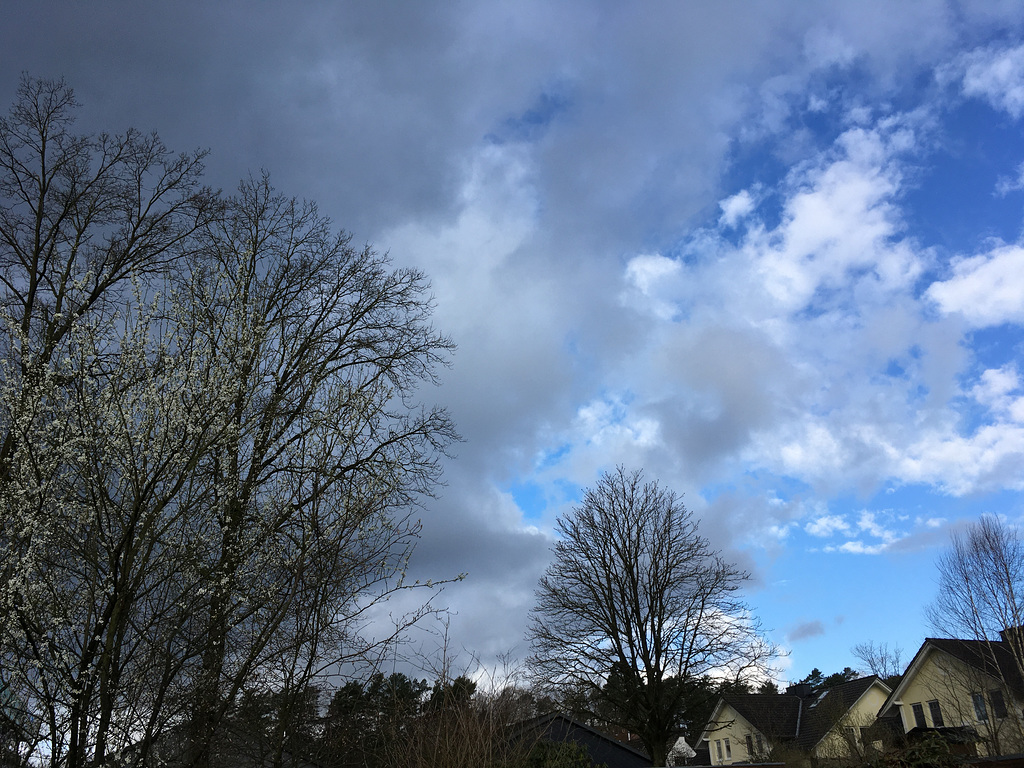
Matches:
[725,738,731,759]
[972,692,988,721]
[911,702,926,728]
[716,740,723,761]
[746,734,754,756]
[755,734,764,753]
[929,700,944,727]
[990,689,1008,719]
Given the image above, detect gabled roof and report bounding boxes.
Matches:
[795,675,886,751]
[700,676,891,754]
[515,712,652,768]
[878,637,1024,718]
[708,694,802,740]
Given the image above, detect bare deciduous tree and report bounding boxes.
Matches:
[851,641,904,685]
[527,467,776,766]
[928,516,1024,654]
[925,516,1024,757]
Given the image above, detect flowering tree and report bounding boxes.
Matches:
[181,175,457,768]
[0,77,456,768]
[0,75,216,768]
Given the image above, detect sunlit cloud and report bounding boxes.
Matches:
[805,514,851,537]
[952,43,1024,118]
[719,189,757,228]
[927,244,1024,327]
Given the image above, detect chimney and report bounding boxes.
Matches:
[786,683,813,698]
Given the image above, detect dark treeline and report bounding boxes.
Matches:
[199,669,594,768]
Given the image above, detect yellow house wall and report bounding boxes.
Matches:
[898,651,973,730]
[705,702,765,766]
[812,683,890,759]
[897,648,1024,757]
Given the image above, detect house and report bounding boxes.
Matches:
[515,712,652,768]
[876,632,1024,757]
[698,676,892,766]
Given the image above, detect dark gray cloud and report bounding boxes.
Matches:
[788,621,827,643]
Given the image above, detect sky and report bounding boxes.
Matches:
[4,1,1024,689]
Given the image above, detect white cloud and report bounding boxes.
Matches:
[819,510,910,554]
[805,514,851,537]
[973,365,1022,418]
[899,423,1024,494]
[857,510,897,541]
[755,125,922,313]
[803,26,858,69]
[978,366,1020,398]
[573,396,661,453]
[927,244,1024,327]
[778,422,848,479]
[623,253,683,320]
[995,161,1024,196]
[832,540,889,555]
[719,189,756,228]
[625,253,680,294]
[956,43,1024,119]
[609,106,1001,508]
